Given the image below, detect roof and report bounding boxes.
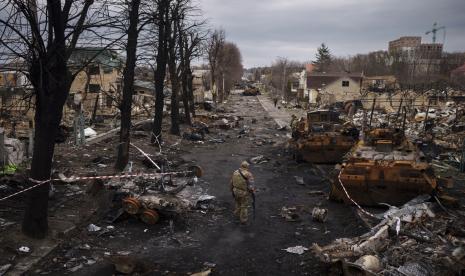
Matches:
[452,63,465,75]
[134,80,155,91]
[192,69,209,78]
[305,64,315,73]
[307,72,363,89]
[0,58,28,72]
[68,47,124,71]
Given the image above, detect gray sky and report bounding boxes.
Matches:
[198,0,465,68]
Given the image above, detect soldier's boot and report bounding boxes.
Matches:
[239,206,248,224]
[234,199,240,217]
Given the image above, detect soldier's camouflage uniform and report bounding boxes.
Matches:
[230,168,254,224]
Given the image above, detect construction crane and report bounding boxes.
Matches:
[425,22,446,43]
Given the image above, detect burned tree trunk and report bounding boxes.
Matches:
[22,54,71,238]
[167,4,180,136]
[152,0,170,143]
[0,0,98,238]
[90,93,100,125]
[181,70,191,125]
[180,34,191,125]
[188,70,195,117]
[168,59,181,135]
[115,0,141,171]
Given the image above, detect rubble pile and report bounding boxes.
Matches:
[109,172,214,224]
[312,196,465,275]
[183,114,242,142]
[346,101,465,169]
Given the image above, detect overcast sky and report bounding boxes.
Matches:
[198,0,465,68]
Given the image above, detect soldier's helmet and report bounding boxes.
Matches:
[241,161,250,169]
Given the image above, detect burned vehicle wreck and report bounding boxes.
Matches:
[289,110,359,163]
[111,166,208,225]
[330,127,438,206]
[242,85,261,96]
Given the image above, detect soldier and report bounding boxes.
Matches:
[73,91,85,146]
[290,114,298,138]
[230,161,255,224]
[273,97,278,108]
[290,114,297,129]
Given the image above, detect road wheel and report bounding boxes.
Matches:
[122,197,141,215]
[140,209,160,225]
[189,165,204,177]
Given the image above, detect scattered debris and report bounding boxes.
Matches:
[3,137,25,166]
[307,190,325,196]
[0,264,12,275]
[0,218,15,228]
[284,246,309,255]
[68,264,83,273]
[250,155,269,164]
[190,269,212,276]
[312,195,465,275]
[87,224,102,232]
[280,206,301,222]
[84,127,97,138]
[294,176,304,185]
[18,246,31,253]
[354,255,382,273]
[311,207,328,222]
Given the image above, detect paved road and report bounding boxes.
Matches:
[32,93,365,276]
[257,94,307,129]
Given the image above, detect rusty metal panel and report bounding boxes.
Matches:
[330,128,438,206]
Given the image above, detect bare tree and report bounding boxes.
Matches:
[165,0,204,134]
[178,15,206,123]
[269,58,303,100]
[115,0,143,171]
[217,42,243,101]
[151,0,171,142]
[0,0,114,238]
[207,29,224,104]
[166,0,183,135]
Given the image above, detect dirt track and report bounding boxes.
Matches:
[31,93,366,275]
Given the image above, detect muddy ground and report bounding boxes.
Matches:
[23,93,369,275]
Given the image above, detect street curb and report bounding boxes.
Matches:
[256,95,289,129]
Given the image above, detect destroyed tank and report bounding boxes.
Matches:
[329,127,438,206]
[120,166,204,225]
[290,110,359,163]
[242,86,261,96]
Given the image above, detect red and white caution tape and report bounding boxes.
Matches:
[337,170,377,219]
[0,170,193,202]
[0,179,51,202]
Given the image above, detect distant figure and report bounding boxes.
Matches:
[73,92,85,146]
[230,161,255,224]
[273,97,278,108]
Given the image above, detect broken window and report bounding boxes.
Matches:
[88,84,100,93]
[428,98,438,105]
[342,81,349,87]
[88,65,100,75]
[102,66,113,74]
[106,95,113,107]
